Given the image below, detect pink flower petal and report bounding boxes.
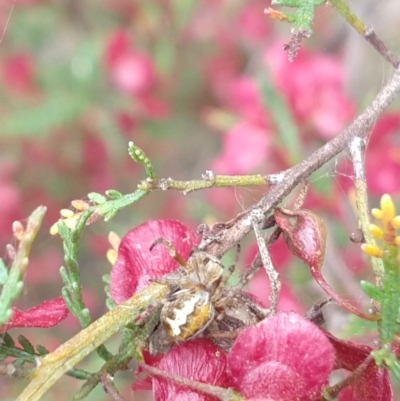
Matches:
[228,311,335,401]
[211,121,270,175]
[110,220,198,304]
[0,297,68,333]
[152,339,231,401]
[326,333,393,401]
[264,42,354,139]
[111,52,154,95]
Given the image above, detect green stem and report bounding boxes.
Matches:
[328,0,364,34]
[138,174,268,193]
[353,179,384,284]
[16,282,169,401]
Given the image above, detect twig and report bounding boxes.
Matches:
[201,67,400,258]
[139,362,244,401]
[138,172,272,194]
[328,0,400,68]
[251,210,281,313]
[323,354,374,399]
[348,136,384,285]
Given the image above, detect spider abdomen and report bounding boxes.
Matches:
[161,287,215,342]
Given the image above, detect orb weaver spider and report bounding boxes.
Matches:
[147,238,268,355]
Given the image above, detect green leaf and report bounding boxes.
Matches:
[360,280,384,302]
[36,345,49,356]
[2,333,15,347]
[271,0,324,31]
[105,190,122,199]
[88,192,107,205]
[391,360,400,382]
[127,142,155,179]
[18,335,35,354]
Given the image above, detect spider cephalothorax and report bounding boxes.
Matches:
[147,239,268,355]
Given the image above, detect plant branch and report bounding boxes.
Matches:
[251,210,280,313]
[348,136,384,285]
[329,0,400,68]
[139,362,244,401]
[15,282,169,401]
[138,172,270,194]
[200,67,400,258]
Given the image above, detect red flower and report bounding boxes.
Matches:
[1,53,36,94]
[264,42,354,140]
[210,121,270,175]
[227,311,335,401]
[104,30,155,96]
[136,339,232,401]
[0,297,68,333]
[326,333,393,401]
[110,220,198,304]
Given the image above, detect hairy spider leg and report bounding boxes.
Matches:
[150,237,189,269]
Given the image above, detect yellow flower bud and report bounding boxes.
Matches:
[108,231,121,251]
[107,249,118,265]
[380,194,396,220]
[372,208,384,219]
[392,216,400,230]
[60,209,75,218]
[50,221,60,235]
[361,243,384,258]
[369,224,384,240]
[71,200,90,211]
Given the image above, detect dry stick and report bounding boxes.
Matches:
[329,0,400,68]
[201,68,400,258]
[251,210,280,313]
[138,173,271,193]
[348,136,384,285]
[139,363,244,401]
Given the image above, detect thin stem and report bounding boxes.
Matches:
[329,0,400,67]
[251,210,280,313]
[138,173,270,194]
[139,363,244,401]
[348,136,384,285]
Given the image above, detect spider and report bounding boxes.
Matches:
[147,238,268,355]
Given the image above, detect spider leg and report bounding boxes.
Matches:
[225,243,240,283]
[212,244,240,308]
[150,237,188,268]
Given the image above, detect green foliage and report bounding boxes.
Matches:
[360,280,384,302]
[0,333,47,366]
[0,207,46,327]
[379,247,400,345]
[128,141,155,179]
[271,0,325,31]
